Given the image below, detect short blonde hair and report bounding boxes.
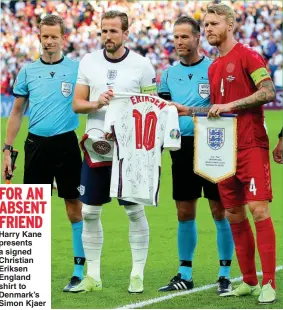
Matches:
[206,3,235,25]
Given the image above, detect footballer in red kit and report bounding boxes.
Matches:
[153,3,277,304]
[208,43,270,150]
[203,3,277,304]
[208,42,272,206]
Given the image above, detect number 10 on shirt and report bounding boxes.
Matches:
[133,110,157,150]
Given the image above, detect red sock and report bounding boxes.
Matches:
[230,218,258,286]
[255,217,276,289]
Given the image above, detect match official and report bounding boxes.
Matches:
[2,15,85,292]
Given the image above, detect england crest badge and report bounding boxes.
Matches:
[61,82,73,97]
[207,128,225,150]
[107,70,117,80]
[194,114,237,183]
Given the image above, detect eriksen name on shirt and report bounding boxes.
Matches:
[130,95,167,110]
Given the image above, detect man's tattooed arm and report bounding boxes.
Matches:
[230,79,276,111]
[171,102,213,116]
[189,105,212,114]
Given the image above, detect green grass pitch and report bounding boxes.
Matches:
[1,111,282,309]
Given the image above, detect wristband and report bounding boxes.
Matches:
[2,144,13,153]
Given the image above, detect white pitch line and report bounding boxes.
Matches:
[116,265,283,309]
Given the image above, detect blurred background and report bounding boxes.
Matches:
[1,0,282,103]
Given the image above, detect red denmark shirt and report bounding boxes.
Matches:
[208,43,271,149]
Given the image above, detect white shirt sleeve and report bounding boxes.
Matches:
[140,58,157,94]
[163,105,181,151]
[76,54,90,86]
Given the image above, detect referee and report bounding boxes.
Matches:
[2,15,85,292]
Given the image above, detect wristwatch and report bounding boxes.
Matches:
[2,144,13,153]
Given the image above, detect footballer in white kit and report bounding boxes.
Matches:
[104,93,181,206]
[71,10,157,295]
[78,49,156,165]
[78,48,157,204]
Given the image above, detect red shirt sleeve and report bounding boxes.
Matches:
[244,47,267,75]
[243,47,271,86]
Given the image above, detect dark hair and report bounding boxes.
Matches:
[39,15,65,35]
[101,10,129,31]
[174,16,200,35]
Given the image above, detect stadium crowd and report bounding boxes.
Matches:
[1,0,282,95]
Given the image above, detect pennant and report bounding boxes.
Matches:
[194,113,237,183]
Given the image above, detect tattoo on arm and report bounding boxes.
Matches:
[190,105,212,114]
[231,80,276,111]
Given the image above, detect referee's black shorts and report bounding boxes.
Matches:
[170,136,220,201]
[24,131,82,199]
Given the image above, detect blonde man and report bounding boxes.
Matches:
[173,3,277,304]
[205,4,276,304]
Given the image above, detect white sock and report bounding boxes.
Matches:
[82,204,103,281]
[124,205,149,280]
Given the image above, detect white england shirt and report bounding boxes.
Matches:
[104,93,181,206]
[76,48,156,167]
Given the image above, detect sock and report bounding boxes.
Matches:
[178,220,197,281]
[124,205,149,280]
[230,218,258,286]
[71,220,85,279]
[255,217,276,289]
[214,218,234,279]
[82,204,103,281]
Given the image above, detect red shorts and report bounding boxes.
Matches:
[218,147,273,208]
